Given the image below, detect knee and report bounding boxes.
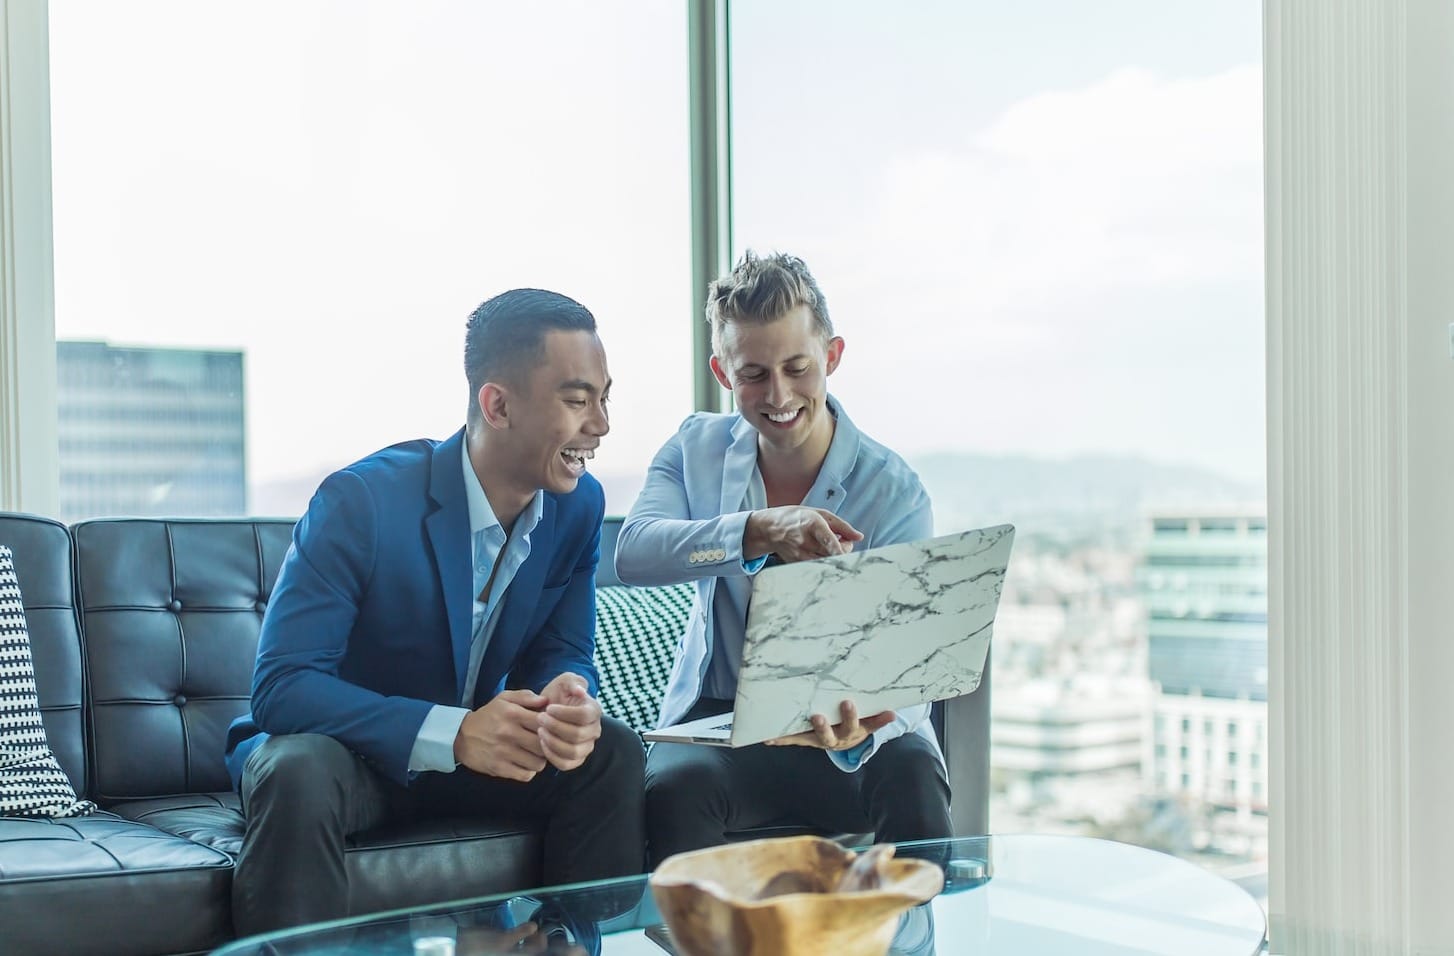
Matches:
[243,733,353,815]
[861,739,950,809]
[645,748,726,818]
[590,717,646,782]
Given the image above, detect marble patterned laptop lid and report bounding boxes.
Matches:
[731,524,1015,746]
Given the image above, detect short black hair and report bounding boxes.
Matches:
[464,289,597,423]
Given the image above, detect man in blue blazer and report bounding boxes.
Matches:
[616,252,953,865]
[225,289,643,935]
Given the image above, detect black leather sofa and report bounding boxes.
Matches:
[0,512,990,956]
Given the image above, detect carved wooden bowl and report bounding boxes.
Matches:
[649,836,943,956]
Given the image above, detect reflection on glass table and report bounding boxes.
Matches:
[213,834,1267,956]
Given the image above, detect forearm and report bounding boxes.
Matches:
[253,665,435,782]
[616,510,757,585]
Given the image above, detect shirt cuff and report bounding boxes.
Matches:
[826,735,876,773]
[741,553,769,575]
[408,704,470,774]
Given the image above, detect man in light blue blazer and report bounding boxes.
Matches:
[616,252,953,864]
[225,290,644,935]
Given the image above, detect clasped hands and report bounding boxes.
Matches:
[453,673,601,782]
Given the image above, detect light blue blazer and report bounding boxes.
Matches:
[615,397,943,768]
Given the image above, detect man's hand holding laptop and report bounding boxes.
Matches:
[766,699,897,751]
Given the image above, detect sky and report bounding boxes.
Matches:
[46,0,1264,514]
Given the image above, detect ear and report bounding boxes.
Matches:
[824,336,845,376]
[709,355,733,391]
[477,382,509,429]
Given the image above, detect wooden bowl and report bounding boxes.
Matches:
[649,836,943,956]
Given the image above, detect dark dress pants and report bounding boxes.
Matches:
[232,716,645,937]
[644,698,952,868]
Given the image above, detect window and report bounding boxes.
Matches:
[730,0,1262,882]
[49,2,692,520]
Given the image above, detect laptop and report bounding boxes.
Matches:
[644,524,1015,748]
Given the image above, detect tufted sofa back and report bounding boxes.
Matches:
[72,519,294,801]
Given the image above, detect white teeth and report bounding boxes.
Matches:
[766,410,799,423]
[561,448,595,462]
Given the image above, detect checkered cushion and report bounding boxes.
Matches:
[595,583,693,733]
[0,545,94,818]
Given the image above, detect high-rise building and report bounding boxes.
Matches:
[1140,510,1268,823]
[57,341,246,521]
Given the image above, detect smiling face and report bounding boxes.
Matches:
[477,329,611,510]
[710,305,843,462]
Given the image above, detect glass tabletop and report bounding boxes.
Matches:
[214,834,1267,956]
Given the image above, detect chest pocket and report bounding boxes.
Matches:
[525,580,571,633]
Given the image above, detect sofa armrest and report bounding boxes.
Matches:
[941,648,991,837]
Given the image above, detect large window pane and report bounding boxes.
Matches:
[50,0,691,520]
[732,0,1265,896]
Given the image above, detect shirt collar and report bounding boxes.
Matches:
[817,394,859,484]
[460,436,543,537]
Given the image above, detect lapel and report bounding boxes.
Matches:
[802,396,857,512]
[424,427,473,703]
[719,415,761,516]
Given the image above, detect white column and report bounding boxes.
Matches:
[1403,0,1454,951]
[0,0,58,515]
[1266,0,1454,952]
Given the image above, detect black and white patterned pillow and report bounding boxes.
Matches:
[595,583,693,733]
[0,545,94,818]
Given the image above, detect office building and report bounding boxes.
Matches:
[1141,510,1268,821]
[57,341,246,521]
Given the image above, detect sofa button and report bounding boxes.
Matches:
[254,601,266,613]
[173,694,187,707]
[169,599,182,612]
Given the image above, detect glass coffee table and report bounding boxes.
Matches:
[214,834,1267,955]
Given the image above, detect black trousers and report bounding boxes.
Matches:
[644,698,952,868]
[232,717,645,937]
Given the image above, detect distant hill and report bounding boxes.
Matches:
[906,452,1264,549]
[249,452,1263,549]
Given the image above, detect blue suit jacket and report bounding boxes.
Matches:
[224,427,604,788]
